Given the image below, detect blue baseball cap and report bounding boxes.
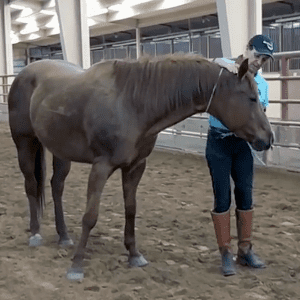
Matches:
[248,35,274,59]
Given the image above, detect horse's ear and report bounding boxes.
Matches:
[235,55,244,66]
[238,59,249,80]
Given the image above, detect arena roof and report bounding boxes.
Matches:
[8,0,300,47]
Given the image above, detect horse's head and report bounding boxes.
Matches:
[209,59,274,151]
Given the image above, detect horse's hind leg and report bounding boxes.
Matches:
[15,137,45,247]
[121,158,148,267]
[51,155,73,246]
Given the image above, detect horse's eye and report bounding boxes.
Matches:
[250,97,257,102]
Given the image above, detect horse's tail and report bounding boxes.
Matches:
[35,141,46,217]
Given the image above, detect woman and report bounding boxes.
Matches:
[206,35,275,276]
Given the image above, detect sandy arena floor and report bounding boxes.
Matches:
[0,121,299,300]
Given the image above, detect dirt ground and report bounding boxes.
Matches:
[0,121,300,300]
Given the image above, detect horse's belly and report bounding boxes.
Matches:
[43,136,94,163]
[38,131,94,163]
[32,113,94,163]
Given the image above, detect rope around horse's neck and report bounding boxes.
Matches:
[205,67,224,114]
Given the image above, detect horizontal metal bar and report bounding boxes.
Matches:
[189,115,209,120]
[163,128,202,138]
[265,76,300,81]
[272,50,300,59]
[273,143,300,149]
[269,99,300,104]
[270,120,300,126]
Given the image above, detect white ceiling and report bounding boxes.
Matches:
[9,0,283,47]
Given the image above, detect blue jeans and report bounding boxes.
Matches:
[205,127,253,213]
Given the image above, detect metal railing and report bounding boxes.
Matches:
[0,75,15,103]
[1,51,300,155]
[266,50,300,124]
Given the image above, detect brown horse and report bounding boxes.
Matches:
[8,54,273,280]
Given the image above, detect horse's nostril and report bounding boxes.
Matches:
[252,137,273,151]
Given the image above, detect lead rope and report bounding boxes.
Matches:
[202,67,223,139]
[200,67,223,138]
[205,67,224,113]
[246,142,267,166]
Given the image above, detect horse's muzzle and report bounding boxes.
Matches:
[252,131,274,151]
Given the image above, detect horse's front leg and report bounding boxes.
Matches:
[51,155,73,246]
[122,159,148,267]
[67,157,112,281]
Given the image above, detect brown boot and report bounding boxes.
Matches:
[236,208,266,268]
[211,210,236,276]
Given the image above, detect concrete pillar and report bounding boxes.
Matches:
[248,0,262,38]
[216,0,262,58]
[0,0,14,102]
[55,0,90,68]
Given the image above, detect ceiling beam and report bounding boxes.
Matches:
[110,18,138,28]
[10,0,300,48]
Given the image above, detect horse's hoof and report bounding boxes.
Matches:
[29,234,43,247]
[66,267,84,281]
[128,254,149,267]
[59,237,74,247]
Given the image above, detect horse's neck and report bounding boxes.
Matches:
[143,65,221,137]
[143,94,207,138]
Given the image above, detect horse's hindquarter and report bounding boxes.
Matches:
[9,60,82,140]
[29,63,95,162]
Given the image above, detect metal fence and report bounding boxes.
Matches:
[1,51,300,171]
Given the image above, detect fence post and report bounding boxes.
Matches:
[0,76,2,103]
[3,76,8,103]
[281,56,289,121]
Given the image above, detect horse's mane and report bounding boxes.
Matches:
[246,72,259,94]
[112,53,259,117]
[113,53,219,115]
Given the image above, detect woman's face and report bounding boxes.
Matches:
[246,48,270,74]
